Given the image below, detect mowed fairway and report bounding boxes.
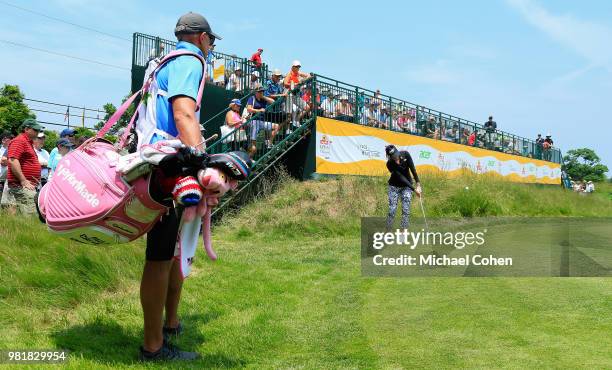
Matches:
[0,176,611,368]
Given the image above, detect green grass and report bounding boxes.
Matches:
[0,174,611,368]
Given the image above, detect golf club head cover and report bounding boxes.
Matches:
[172,176,203,206]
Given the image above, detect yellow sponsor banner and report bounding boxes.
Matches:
[315,117,561,185]
[213,59,225,84]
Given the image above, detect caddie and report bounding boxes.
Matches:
[138,11,221,362]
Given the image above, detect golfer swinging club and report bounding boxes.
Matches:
[385,145,421,230]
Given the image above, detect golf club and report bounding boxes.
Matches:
[418,190,429,232]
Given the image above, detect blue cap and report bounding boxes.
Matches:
[230,98,241,106]
[60,128,75,137]
[57,138,75,148]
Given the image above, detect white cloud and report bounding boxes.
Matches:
[506,0,612,66]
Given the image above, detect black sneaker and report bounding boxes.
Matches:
[162,322,183,342]
[139,341,199,362]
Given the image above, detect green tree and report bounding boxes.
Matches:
[42,130,59,152]
[562,148,609,182]
[0,84,35,134]
[94,94,136,135]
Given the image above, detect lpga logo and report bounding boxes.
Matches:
[56,161,100,208]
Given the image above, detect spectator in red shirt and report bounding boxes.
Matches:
[250,48,263,68]
[3,118,43,214]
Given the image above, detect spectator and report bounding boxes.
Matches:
[461,128,470,145]
[48,138,75,180]
[222,99,247,151]
[283,61,311,126]
[372,89,382,107]
[0,131,15,203]
[248,70,261,91]
[227,65,244,92]
[246,86,279,156]
[205,43,217,83]
[379,106,390,129]
[444,124,459,142]
[335,95,353,122]
[147,44,166,63]
[366,103,379,127]
[250,48,263,69]
[2,119,43,214]
[48,128,74,174]
[468,130,477,146]
[283,60,311,89]
[423,116,436,138]
[535,133,544,159]
[264,69,288,129]
[33,132,50,187]
[543,134,553,161]
[484,115,497,149]
[586,181,595,193]
[522,143,530,157]
[321,91,337,118]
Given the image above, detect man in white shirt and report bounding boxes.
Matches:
[33,132,50,186]
[227,66,244,92]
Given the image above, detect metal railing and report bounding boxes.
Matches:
[206,77,316,165]
[132,32,561,164]
[132,32,272,94]
[312,75,561,163]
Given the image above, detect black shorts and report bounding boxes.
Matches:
[145,208,181,261]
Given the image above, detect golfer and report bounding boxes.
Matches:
[385,145,421,229]
[138,12,220,362]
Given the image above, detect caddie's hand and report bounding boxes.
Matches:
[415,184,423,197]
[21,179,35,190]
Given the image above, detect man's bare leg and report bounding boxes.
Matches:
[164,259,183,329]
[140,260,172,352]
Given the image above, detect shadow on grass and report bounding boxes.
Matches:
[50,313,246,367]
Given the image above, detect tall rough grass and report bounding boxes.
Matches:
[217,171,612,240]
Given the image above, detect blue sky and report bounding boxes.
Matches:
[0,0,610,173]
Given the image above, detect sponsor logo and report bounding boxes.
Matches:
[56,163,100,208]
[357,144,380,159]
[318,134,332,157]
[419,150,431,159]
[70,233,106,245]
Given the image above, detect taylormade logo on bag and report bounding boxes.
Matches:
[56,163,100,207]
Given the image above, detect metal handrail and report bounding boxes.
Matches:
[313,74,562,163]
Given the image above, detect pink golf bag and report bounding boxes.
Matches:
[37,139,168,245]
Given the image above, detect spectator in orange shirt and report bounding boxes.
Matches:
[283,60,311,89]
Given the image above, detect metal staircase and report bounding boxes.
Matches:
[204,79,317,218]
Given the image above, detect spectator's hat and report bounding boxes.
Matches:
[174,12,222,40]
[229,98,242,107]
[22,118,43,131]
[60,128,75,137]
[1,131,14,140]
[292,60,301,67]
[57,138,75,148]
[272,69,282,76]
[37,132,46,138]
[235,65,242,71]
[258,48,263,52]
[251,70,260,77]
[255,86,266,93]
[340,95,348,101]
[546,133,551,137]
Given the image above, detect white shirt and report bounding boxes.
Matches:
[35,148,50,179]
[0,145,8,181]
